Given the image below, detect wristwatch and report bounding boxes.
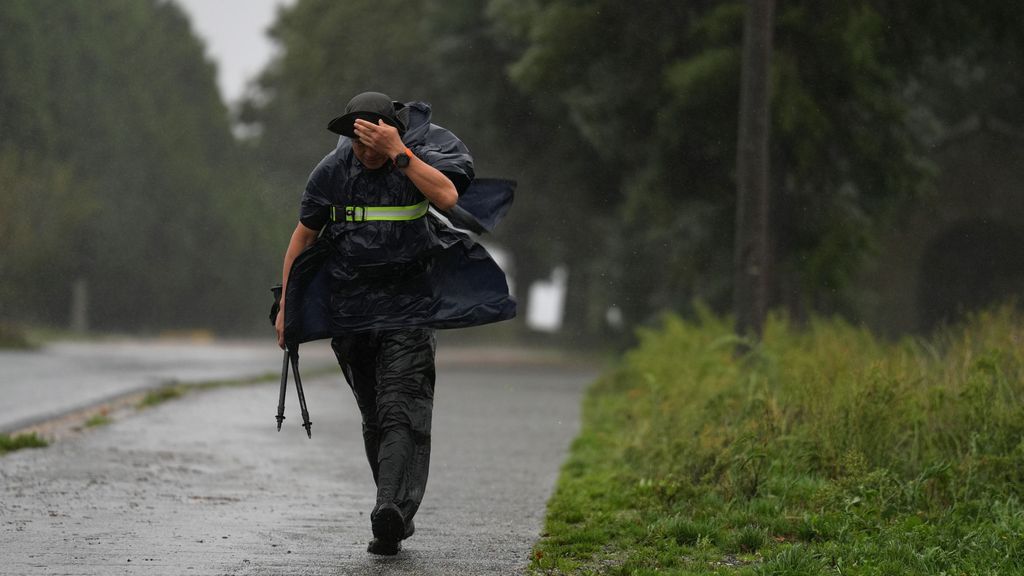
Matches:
[393,147,413,168]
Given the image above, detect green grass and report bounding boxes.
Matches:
[0,433,48,455]
[138,385,186,408]
[136,370,284,409]
[531,304,1024,575]
[83,413,113,427]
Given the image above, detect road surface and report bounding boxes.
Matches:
[0,342,595,575]
[0,340,335,433]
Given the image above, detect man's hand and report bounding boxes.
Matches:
[353,118,404,158]
[275,306,286,349]
[352,118,458,210]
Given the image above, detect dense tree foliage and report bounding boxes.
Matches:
[494,0,1024,325]
[0,0,278,332]
[241,0,1024,338]
[7,0,1019,337]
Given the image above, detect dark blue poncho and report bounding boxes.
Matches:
[281,102,516,345]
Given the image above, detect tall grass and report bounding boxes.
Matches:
[532,305,1024,575]
[620,305,1024,501]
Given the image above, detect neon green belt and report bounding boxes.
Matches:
[330,200,429,222]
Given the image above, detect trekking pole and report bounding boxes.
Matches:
[276,348,289,431]
[289,348,312,438]
[270,285,288,431]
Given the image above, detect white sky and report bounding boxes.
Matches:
[172,0,296,104]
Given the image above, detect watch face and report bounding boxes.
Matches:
[394,152,410,168]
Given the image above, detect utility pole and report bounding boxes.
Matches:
[733,0,775,339]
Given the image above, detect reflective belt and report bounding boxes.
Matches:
[330,200,429,222]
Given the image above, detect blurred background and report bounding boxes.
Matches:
[2,0,1022,347]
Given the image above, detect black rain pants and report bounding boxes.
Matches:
[331,328,436,523]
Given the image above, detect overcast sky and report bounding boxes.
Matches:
[172,0,296,104]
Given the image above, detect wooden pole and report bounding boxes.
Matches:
[733,0,775,339]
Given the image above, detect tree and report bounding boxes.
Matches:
[0,0,277,332]
[241,0,1024,339]
[492,0,1024,330]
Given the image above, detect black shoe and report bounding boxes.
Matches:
[404,518,415,540]
[366,537,401,555]
[371,503,406,543]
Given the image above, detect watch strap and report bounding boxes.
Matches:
[394,147,414,167]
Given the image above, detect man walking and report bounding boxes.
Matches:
[274,91,514,555]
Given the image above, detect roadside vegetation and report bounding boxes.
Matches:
[138,386,186,408]
[134,367,345,408]
[531,305,1024,575]
[0,433,48,455]
[83,413,113,428]
[135,371,289,409]
[0,323,35,349]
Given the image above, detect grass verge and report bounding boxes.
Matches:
[83,413,113,427]
[137,371,279,409]
[531,305,1024,575]
[138,386,187,408]
[136,367,335,409]
[0,433,48,455]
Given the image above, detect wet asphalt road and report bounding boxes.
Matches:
[0,341,336,433]
[0,353,595,575]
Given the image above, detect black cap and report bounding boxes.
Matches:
[327,91,406,137]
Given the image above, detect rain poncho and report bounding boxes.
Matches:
[281,101,516,346]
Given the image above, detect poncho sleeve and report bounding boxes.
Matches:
[414,125,475,195]
[298,151,338,230]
